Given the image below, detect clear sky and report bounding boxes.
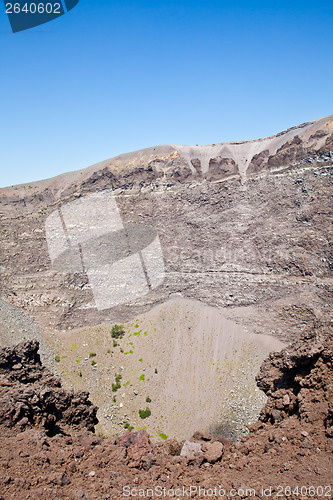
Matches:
[0,0,332,187]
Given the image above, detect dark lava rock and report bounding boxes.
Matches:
[0,340,98,432]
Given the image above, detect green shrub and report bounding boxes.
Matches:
[159,432,168,440]
[146,396,151,403]
[111,324,125,339]
[155,368,158,374]
[139,407,151,419]
[55,355,60,362]
[89,352,96,358]
[112,373,122,392]
[113,340,118,348]
[79,371,82,377]
[124,422,134,431]
[91,360,97,366]
[139,374,145,381]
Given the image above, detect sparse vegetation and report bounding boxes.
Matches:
[91,360,97,366]
[54,355,60,362]
[159,432,168,440]
[112,373,122,392]
[146,396,151,403]
[124,422,134,431]
[155,368,158,374]
[89,352,96,358]
[79,371,82,377]
[113,340,118,348]
[111,324,125,339]
[139,407,151,419]
[139,374,145,381]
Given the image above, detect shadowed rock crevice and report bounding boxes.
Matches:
[256,324,332,426]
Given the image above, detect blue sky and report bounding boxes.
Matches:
[1,0,332,187]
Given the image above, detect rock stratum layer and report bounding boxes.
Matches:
[0,115,332,340]
[0,327,332,499]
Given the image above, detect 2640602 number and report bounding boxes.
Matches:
[5,3,61,14]
[277,485,332,497]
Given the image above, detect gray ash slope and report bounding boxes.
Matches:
[0,115,332,341]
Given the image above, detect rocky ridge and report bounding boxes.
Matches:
[0,115,332,341]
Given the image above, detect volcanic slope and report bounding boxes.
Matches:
[0,115,332,341]
[48,298,284,441]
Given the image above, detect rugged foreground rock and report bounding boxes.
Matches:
[0,330,332,499]
[0,340,98,432]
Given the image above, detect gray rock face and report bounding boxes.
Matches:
[180,440,202,458]
[0,115,332,342]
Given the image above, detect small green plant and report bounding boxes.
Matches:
[89,352,96,358]
[79,371,82,377]
[124,422,134,431]
[139,407,151,419]
[54,355,60,362]
[112,373,122,392]
[71,343,77,350]
[91,360,97,366]
[111,324,125,339]
[107,349,111,354]
[146,396,151,403]
[113,396,116,403]
[155,368,158,374]
[113,340,118,348]
[120,348,124,353]
[139,374,145,381]
[159,432,168,440]
[139,358,143,363]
